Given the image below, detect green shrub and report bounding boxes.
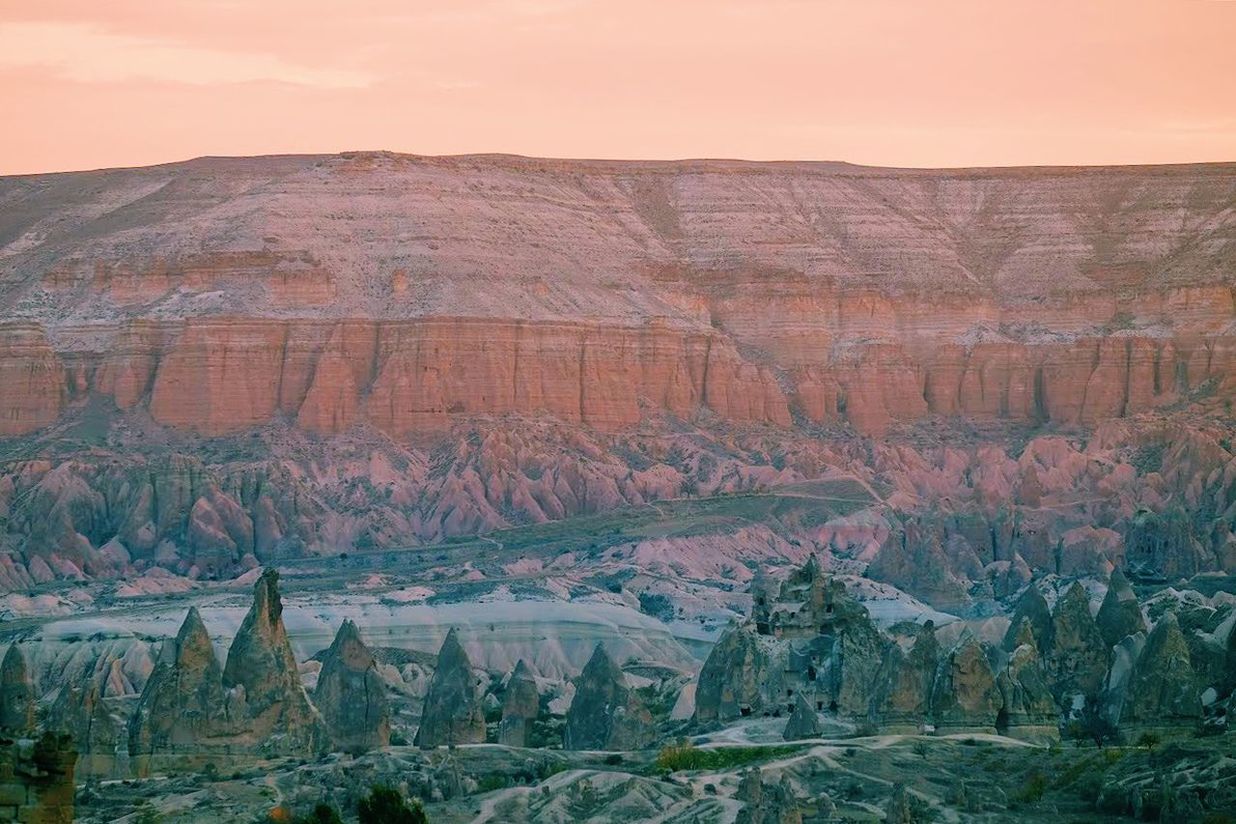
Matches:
[1012,770,1048,805]
[654,741,798,772]
[357,785,428,824]
[1135,731,1160,750]
[293,805,343,824]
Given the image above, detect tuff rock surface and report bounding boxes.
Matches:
[313,619,390,753]
[414,628,486,748]
[222,568,326,755]
[497,659,540,748]
[563,643,654,751]
[0,644,35,732]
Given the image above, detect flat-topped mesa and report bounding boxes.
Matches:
[414,628,485,748]
[497,660,540,748]
[1095,568,1147,647]
[127,607,234,771]
[563,643,654,751]
[314,620,390,753]
[2,155,1234,439]
[222,568,327,756]
[0,644,36,733]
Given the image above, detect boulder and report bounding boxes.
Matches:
[0,645,35,732]
[563,643,654,751]
[414,628,485,748]
[314,619,390,753]
[497,660,540,747]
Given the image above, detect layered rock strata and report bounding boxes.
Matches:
[2,155,1234,440]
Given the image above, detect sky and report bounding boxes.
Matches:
[1,0,1234,175]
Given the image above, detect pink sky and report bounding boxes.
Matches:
[1,0,1234,175]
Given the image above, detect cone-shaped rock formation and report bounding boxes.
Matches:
[314,619,390,753]
[414,628,485,748]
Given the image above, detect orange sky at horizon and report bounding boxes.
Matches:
[1,0,1234,175]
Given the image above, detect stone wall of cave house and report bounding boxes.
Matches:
[0,735,76,824]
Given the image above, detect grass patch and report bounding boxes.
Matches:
[653,741,802,773]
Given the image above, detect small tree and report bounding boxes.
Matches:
[358,786,428,824]
[1065,696,1120,749]
[1136,731,1160,751]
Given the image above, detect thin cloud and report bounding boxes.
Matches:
[0,21,373,89]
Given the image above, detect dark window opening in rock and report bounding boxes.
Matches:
[756,596,765,606]
[828,700,838,713]
[995,708,1009,735]
[756,621,770,635]
[807,665,817,680]
[816,701,824,711]
[740,706,751,717]
[787,703,794,714]
[772,709,781,718]
[826,604,834,614]
[786,689,794,697]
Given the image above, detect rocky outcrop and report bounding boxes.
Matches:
[414,629,485,748]
[782,693,823,741]
[47,684,121,779]
[127,607,233,766]
[313,620,390,753]
[1048,582,1111,702]
[563,643,654,751]
[735,768,803,824]
[497,660,540,748]
[0,734,77,824]
[997,620,1059,733]
[2,155,1234,439]
[1096,568,1146,647]
[1002,586,1053,653]
[693,627,782,723]
[931,635,1002,732]
[870,622,939,728]
[0,645,35,732]
[222,569,326,756]
[1121,612,1202,724]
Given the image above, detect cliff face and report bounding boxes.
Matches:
[1,154,1234,586]
[1,154,1233,439]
